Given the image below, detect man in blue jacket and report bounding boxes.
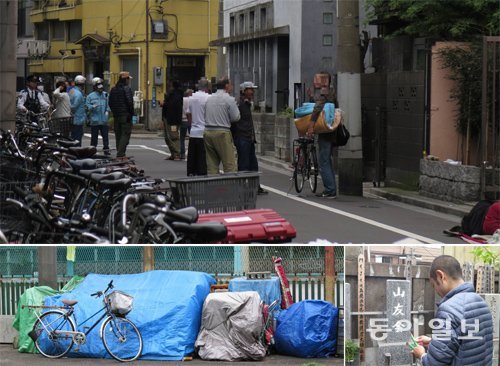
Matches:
[86,77,110,155]
[412,255,493,366]
[69,74,87,146]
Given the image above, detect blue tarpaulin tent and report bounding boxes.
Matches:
[43,271,215,361]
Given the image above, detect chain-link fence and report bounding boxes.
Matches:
[0,246,344,277]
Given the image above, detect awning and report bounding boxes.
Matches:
[209,25,289,46]
[74,33,111,45]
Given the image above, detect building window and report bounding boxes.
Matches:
[239,14,245,34]
[321,57,333,69]
[52,21,65,40]
[230,16,235,36]
[36,22,49,41]
[68,20,82,42]
[322,34,333,46]
[323,12,333,24]
[249,11,255,32]
[260,8,267,29]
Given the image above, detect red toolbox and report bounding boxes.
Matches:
[197,209,296,243]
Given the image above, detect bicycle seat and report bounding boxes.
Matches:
[90,172,126,183]
[79,167,109,178]
[68,158,98,172]
[68,146,97,159]
[62,299,78,306]
[57,139,80,148]
[99,178,133,191]
[172,221,228,242]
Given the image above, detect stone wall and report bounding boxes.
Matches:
[253,113,276,156]
[419,159,481,202]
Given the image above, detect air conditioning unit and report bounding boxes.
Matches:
[27,41,37,57]
[37,41,49,56]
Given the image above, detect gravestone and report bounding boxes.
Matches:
[480,294,500,365]
[462,262,474,284]
[375,280,413,366]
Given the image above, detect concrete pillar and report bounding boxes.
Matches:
[38,247,58,290]
[337,0,363,196]
[0,0,18,131]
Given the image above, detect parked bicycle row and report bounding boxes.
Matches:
[0,117,228,244]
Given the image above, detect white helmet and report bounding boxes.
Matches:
[92,77,102,86]
[74,75,86,85]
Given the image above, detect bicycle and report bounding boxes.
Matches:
[292,137,318,193]
[25,280,143,362]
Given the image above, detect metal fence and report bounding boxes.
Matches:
[0,246,344,277]
[0,246,344,316]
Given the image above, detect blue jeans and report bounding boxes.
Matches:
[234,137,258,171]
[318,134,336,194]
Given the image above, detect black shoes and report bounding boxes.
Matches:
[316,191,337,199]
[258,187,268,195]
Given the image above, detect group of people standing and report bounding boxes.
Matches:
[17,71,135,158]
[162,77,267,194]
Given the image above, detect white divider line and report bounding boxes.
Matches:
[260,185,440,244]
[128,144,169,156]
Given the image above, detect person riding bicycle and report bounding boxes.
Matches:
[306,72,338,199]
[17,75,50,122]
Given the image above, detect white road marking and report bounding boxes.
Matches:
[117,144,440,243]
[128,144,169,156]
[260,185,440,244]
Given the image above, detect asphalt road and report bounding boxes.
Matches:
[0,344,344,366]
[88,134,462,244]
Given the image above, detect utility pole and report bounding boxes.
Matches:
[38,247,58,290]
[0,0,17,131]
[337,0,363,196]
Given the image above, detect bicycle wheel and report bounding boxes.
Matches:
[308,147,318,193]
[102,316,143,362]
[33,310,75,358]
[293,146,306,193]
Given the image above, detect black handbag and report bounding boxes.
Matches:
[332,123,350,146]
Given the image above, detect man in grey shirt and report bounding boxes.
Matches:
[204,78,240,174]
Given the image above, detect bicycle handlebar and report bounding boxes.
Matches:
[90,280,114,298]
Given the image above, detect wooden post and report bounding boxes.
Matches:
[143,246,154,272]
[325,246,336,304]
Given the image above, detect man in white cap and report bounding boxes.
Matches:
[231,81,267,194]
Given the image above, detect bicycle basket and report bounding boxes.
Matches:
[106,291,134,316]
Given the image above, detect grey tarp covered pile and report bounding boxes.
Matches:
[195,291,266,361]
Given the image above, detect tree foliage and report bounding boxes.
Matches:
[366,0,500,40]
[438,43,483,138]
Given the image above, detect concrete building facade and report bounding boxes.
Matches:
[23,0,219,129]
[216,0,339,113]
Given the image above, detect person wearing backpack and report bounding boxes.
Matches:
[306,72,339,199]
[162,80,183,160]
[86,77,110,155]
[108,71,135,159]
[17,75,50,122]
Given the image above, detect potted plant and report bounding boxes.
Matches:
[345,339,359,364]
